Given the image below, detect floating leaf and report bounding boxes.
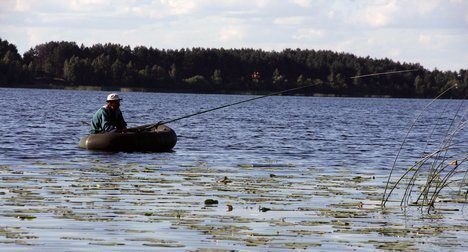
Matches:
[15,215,36,220]
[204,199,218,205]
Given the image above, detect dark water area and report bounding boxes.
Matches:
[3,88,464,168]
[0,87,466,250]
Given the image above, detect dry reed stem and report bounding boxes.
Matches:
[381,83,466,211]
[382,85,457,207]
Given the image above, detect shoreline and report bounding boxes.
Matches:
[0,83,397,99]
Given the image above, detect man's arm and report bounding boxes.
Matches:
[116,110,127,130]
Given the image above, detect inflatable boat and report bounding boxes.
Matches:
[78,124,177,152]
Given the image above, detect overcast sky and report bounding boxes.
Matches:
[0,0,467,71]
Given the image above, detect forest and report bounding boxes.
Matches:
[0,38,466,98]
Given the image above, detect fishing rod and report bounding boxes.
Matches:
[134,69,419,130]
[349,69,418,79]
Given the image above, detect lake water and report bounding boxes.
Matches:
[0,87,466,251]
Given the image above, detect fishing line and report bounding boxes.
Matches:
[135,69,419,130]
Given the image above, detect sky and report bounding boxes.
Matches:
[0,0,467,71]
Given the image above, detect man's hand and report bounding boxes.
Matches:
[155,121,164,127]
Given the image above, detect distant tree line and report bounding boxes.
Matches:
[0,38,466,98]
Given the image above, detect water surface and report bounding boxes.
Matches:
[0,88,466,251]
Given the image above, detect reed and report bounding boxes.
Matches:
[381,83,467,212]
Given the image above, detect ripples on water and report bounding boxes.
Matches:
[0,88,466,250]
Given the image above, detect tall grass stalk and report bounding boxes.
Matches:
[381,83,467,211]
[400,102,451,207]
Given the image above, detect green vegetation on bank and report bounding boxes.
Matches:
[0,38,466,98]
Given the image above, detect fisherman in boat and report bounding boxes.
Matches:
[90,93,127,134]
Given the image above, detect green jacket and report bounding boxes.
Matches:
[90,106,127,134]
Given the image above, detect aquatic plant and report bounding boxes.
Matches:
[382,83,467,211]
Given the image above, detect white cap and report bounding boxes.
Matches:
[106,93,122,102]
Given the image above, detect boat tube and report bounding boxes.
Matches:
[78,124,177,152]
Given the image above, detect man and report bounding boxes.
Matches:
[90,93,127,134]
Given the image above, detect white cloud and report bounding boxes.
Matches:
[18,26,76,49]
[351,0,398,27]
[290,0,311,8]
[121,4,166,20]
[68,0,112,11]
[332,39,356,53]
[15,0,34,12]
[160,0,196,15]
[26,28,45,45]
[416,32,458,51]
[75,0,109,4]
[418,34,431,46]
[293,28,324,40]
[388,48,401,58]
[254,0,269,8]
[219,27,244,42]
[366,12,389,27]
[0,0,466,71]
[415,0,440,14]
[70,0,110,6]
[273,17,305,26]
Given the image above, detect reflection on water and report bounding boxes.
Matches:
[0,88,466,250]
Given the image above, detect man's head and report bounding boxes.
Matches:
[106,93,122,110]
